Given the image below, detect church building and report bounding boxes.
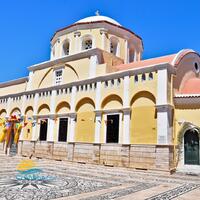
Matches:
[0,15,200,172]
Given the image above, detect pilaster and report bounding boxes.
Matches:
[32,93,39,141]
[47,90,56,142]
[95,81,102,143]
[100,28,108,50]
[74,31,81,53]
[123,75,130,144]
[89,55,98,78]
[68,86,77,142]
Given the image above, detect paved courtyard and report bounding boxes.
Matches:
[0,151,200,200]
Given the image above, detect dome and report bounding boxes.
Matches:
[75,15,121,26]
[181,78,200,94]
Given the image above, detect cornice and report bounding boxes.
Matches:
[0,77,28,88]
[28,48,103,71]
[0,63,174,100]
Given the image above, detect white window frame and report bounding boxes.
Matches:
[53,68,64,86]
[103,112,122,144]
[57,117,69,142]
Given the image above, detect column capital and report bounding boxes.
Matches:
[69,112,77,118]
[94,110,102,116]
[74,31,81,37]
[121,107,131,114]
[100,28,108,35]
[156,104,174,112]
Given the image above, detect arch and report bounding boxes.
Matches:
[130,91,156,106]
[81,34,94,50]
[130,91,156,144]
[101,94,123,109]
[184,129,199,165]
[37,104,50,115]
[109,36,119,56]
[25,106,33,116]
[0,109,7,117]
[65,64,79,79]
[75,97,95,143]
[38,68,53,88]
[62,39,70,56]
[56,101,71,114]
[10,107,21,116]
[75,97,95,112]
[172,50,200,93]
[171,49,197,67]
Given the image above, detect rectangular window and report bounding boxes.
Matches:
[55,70,63,85]
[58,118,68,142]
[106,114,119,143]
[39,119,48,141]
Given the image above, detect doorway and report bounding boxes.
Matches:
[184,130,199,165]
[39,119,48,141]
[58,118,68,142]
[106,114,119,143]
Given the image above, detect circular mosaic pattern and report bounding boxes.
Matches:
[0,171,116,200]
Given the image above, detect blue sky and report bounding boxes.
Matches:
[0,0,200,82]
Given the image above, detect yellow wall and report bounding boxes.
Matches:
[0,82,27,96]
[175,108,200,144]
[75,99,95,143]
[130,92,157,144]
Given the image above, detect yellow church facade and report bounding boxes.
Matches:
[0,15,200,172]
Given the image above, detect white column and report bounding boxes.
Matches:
[157,69,168,105]
[47,90,56,142]
[74,31,81,53]
[124,39,128,64]
[21,95,27,116]
[95,81,101,143]
[123,76,130,144]
[134,51,137,62]
[68,86,77,142]
[19,95,27,140]
[32,93,39,141]
[116,43,120,57]
[89,55,98,78]
[26,71,34,91]
[6,97,12,118]
[156,68,172,144]
[157,106,172,144]
[138,51,141,61]
[100,29,107,50]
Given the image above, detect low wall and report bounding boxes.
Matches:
[18,141,175,172]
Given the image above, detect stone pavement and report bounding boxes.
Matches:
[0,152,199,200]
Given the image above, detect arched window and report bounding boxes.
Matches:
[82,36,93,50]
[51,45,55,59]
[62,40,70,56]
[149,72,153,80]
[134,75,138,83]
[110,37,119,56]
[129,48,135,63]
[142,74,146,82]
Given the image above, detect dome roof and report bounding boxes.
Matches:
[181,78,200,94]
[75,16,121,26]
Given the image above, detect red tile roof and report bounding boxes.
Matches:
[116,54,176,71]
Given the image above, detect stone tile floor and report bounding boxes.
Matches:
[0,153,199,199]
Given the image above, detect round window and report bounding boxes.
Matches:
[194,62,199,73]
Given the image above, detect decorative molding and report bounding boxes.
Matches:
[0,62,174,100]
[74,31,81,37]
[156,104,174,112]
[100,28,108,35]
[0,77,28,88]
